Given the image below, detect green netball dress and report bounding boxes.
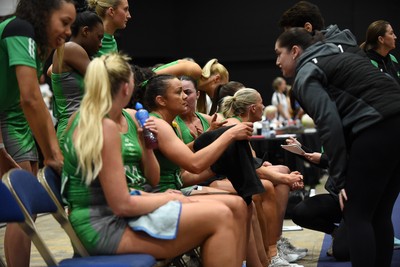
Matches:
[0,16,42,162]
[62,112,182,254]
[150,113,183,191]
[121,109,149,190]
[174,112,210,144]
[51,70,84,148]
[94,33,117,57]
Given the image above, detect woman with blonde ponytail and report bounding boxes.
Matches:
[197,58,229,114]
[62,53,247,266]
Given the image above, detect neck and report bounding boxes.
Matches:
[180,110,197,122]
[103,20,116,35]
[107,104,123,123]
[153,109,176,124]
[375,47,390,57]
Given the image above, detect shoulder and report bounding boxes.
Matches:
[1,17,35,39]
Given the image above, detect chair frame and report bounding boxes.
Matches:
[37,167,90,257]
[2,170,58,266]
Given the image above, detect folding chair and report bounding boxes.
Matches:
[0,179,26,267]
[3,168,156,267]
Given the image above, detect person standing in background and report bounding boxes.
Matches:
[360,20,400,85]
[51,10,104,148]
[0,1,75,266]
[88,0,131,56]
[271,77,292,125]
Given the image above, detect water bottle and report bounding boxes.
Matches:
[135,102,158,149]
[261,120,270,138]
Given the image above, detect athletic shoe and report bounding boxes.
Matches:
[279,236,308,254]
[394,237,400,250]
[268,254,304,267]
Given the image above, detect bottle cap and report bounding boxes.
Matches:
[135,102,143,110]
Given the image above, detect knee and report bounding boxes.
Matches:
[276,165,290,174]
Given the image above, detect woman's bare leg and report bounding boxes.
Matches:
[117,200,246,267]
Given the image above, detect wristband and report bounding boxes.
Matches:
[0,143,4,149]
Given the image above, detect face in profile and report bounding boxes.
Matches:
[85,22,104,56]
[381,24,397,51]
[47,1,76,49]
[275,41,296,78]
[112,0,131,29]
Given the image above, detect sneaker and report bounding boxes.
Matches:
[278,248,299,263]
[394,237,400,250]
[268,255,304,267]
[278,238,306,261]
[279,236,308,254]
[268,254,290,267]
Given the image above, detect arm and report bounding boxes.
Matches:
[154,59,202,80]
[126,109,160,187]
[52,43,91,75]
[16,65,63,173]
[62,43,91,75]
[295,65,347,193]
[156,117,253,174]
[181,168,216,187]
[98,119,187,217]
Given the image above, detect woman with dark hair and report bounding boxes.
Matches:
[360,20,400,85]
[52,10,104,147]
[275,27,400,267]
[0,1,76,266]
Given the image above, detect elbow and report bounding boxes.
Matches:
[20,95,41,110]
[186,163,204,174]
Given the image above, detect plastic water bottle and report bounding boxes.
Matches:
[261,120,270,138]
[135,102,158,149]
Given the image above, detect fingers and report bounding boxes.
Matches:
[211,113,218,122]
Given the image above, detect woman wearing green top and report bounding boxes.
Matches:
[88,0,131,56]
[0,1,75,266]
[52,10,104,148]
[62,53,247,266]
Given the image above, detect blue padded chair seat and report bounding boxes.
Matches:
[58,254,156,267]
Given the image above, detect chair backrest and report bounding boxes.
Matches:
[37,166,90,257]
[0,179,25,267]
[2,169,58,266]
[0,181,25,223]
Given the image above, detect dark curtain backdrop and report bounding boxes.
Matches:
[115,0,400,106]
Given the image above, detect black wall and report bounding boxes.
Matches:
[116,0,400,106]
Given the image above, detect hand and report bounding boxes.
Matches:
[228,122,253,141]
[291,180,304,191]
[0,148,21,177]
[339,188,348,211]
[44,158,64,176]
[143,117,158,137]
[208,113,227,131]
[285,171,304,188]
[262,161,273,167]
[303,152,322,164]
[286,136,301,146]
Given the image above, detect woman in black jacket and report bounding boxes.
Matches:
[275,27,400,267]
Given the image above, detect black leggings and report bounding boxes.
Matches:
[343,116,400,267]
[292,193,342,234]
